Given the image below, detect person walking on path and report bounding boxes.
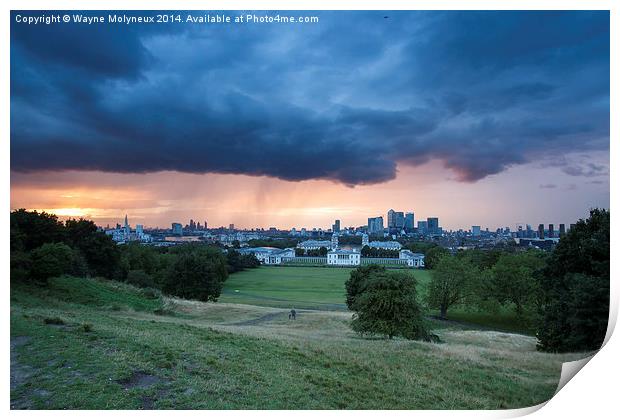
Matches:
[289,308,296,320]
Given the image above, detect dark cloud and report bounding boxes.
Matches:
[10,10,610,184]
[539,184,557,189]
[561,162,609,178]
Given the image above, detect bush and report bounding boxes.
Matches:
[141,287,162,299]
[126,269,155,288]
[30,243,76,284]
[80,323,94,332]
[349,270,433,341]
[44,317,65,325]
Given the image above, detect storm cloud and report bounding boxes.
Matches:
[10,11,610,185]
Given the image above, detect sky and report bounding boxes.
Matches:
[10,10,610,230]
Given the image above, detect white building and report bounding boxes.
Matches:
[367,240,402,250]
[297,240,333,251]
[105,216,152,244]
[238,247,295,265]
[399,250,425,268]
[327,249,361,266]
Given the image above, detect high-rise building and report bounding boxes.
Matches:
[362,233,369,247]
[332,219,341,233]
[559,224,566,236]
[204,220,208,230]
[417,220,428,234]
[548,224,554,238]
[427,217,439,234]
[387,209,396,228]
[172,222,183,235]
[229,224,235,230]
[368,216,384,235]
[538,224,545,239]
[136,224,144,235]
[387,209,405,229]
[404,212,415,230]
[472,225,481,236]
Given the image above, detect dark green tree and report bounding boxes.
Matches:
[345,264,386,310]
[424,246,450,269]
[426,255,480,319]
[11,209,65,251]
[537,209,609,352]
[30,243,76,283]
[350,270,434,341]
[163,246,228,301]
[490,250,545,317]
[65,219,121,279]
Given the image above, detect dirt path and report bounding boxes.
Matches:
[227,309,316,326]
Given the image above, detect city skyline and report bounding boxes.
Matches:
[10,11,610,230]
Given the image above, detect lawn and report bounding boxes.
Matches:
[221,267,532,334]
[220,266,354,310]
[11,276,585,409]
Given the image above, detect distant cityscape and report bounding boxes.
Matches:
[102,208,573,254]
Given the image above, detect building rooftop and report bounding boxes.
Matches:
[328,249,361,255]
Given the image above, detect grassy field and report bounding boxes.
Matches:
[220,266,353,310]
[221,267,532,334]
[10,276,587,409]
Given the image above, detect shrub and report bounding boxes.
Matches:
[30,243,76,284]
[44,317,65,325]
[80,323,94,332]
[126,269,155,288]
[141,287,162,299]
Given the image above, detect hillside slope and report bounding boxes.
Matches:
[10,276,585,409]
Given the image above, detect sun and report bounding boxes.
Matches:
[39,208,90,218]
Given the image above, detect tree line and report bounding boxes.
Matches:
[11,209,260,302]
[346,209,609,353]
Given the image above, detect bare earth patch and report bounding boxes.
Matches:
[117,371,162,390]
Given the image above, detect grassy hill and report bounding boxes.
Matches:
[10,275,586,409]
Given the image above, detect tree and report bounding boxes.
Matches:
[427,255,480,319]
[424,246,450,269]
[345,264,386,310]
[163,246,228,301]
[11,209,65,251]
[30,243,76,283]
[537,209,609,352]
[64,218,121,279]
[457,248,505,270]
[489,250,545,317]
[349,270,433,341]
